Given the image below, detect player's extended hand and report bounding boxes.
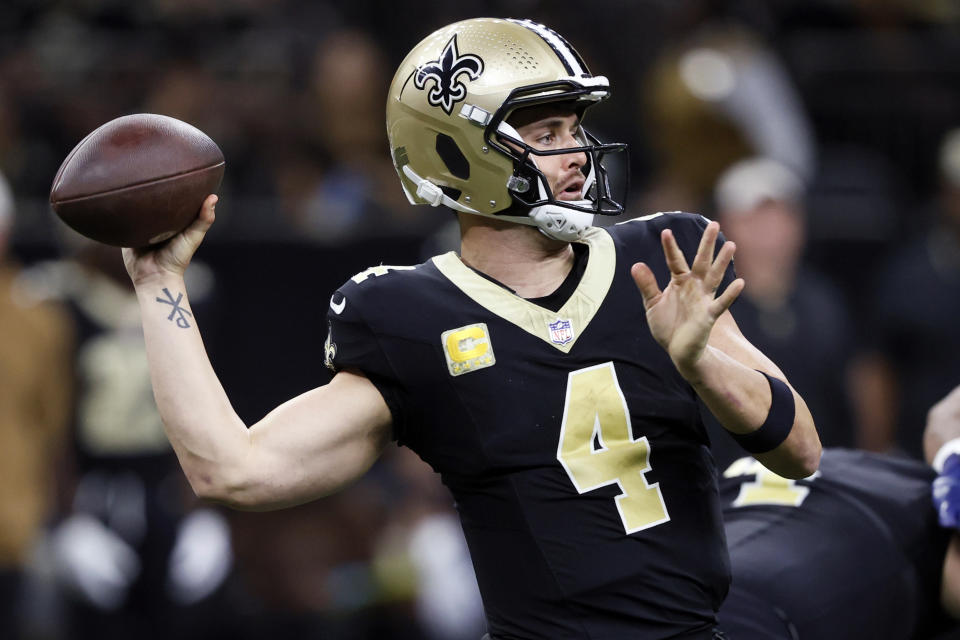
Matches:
[933,453,960,530]
[630,221,745,376]
[122,194,217,287]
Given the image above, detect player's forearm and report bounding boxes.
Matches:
[682,346,821,478]
[134,274,252,501]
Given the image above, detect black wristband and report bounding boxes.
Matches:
[731,371,796,454]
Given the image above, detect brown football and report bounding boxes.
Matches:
[49,113,225,247]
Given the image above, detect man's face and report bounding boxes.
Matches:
[721,199,805,272]
[510,105,588,201]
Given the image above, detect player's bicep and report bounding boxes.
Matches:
[241,369,392,510]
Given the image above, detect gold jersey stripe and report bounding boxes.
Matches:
[432,227,616,353]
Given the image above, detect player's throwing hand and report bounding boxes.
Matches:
[122,194,218,287]
[630,221,745,375]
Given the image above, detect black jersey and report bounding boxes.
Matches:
[718,449,953,640]
[325,213,735,639]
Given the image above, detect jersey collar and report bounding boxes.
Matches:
[432,226,616,353]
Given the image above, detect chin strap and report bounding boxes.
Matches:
[401,164,475,213]
[401,163,539,227]
[528,204,594,242]
[400,164,593,243]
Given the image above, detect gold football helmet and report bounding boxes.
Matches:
[386,17,627,241]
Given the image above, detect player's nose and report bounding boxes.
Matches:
[559,135,587,169]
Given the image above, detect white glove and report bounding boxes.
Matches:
[52,514,141,611]
[408,513,486,639]
[166,508,232,605]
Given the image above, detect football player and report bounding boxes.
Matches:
[122,18,820,639]
[719,450,959,639]
[718,384,960,639]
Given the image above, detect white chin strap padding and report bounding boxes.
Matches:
[529,205,594,242]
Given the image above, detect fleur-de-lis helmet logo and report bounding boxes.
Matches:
[413,35,484,115]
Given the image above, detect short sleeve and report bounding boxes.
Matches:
[324,289,406,440]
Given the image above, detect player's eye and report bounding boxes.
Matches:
[537,132,555,145]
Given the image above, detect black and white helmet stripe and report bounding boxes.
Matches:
[507,18,588,76]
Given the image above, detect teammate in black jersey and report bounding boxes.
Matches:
[719,449,960,639]
[720,383,960,639]
[121,18,820,639]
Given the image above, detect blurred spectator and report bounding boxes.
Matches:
[641,21,815,213]
[0,170,73,638]
[853,127,960,458]
[224,485,405,640]
[375,447,485,640]
[779,0,960,322]
[222,447,482,640]
[19,240,232,640]
[274,29,437,242]
[707,157,856,469]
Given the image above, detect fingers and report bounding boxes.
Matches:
[196,194,218,228]
[705,240,736,292]
[660,229,690,275]
[680,220,736,292]
[691,221,719,276]
[663,221,727,278]
[180,194,218,247]
[631,262,662,310]
[709,277,744,317]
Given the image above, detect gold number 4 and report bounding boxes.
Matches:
[557,362,670,534]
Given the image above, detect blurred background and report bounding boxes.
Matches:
[1,0,959,638]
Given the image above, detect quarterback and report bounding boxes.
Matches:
[123,18,820,639]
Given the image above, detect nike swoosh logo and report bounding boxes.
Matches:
[330,295,346,315]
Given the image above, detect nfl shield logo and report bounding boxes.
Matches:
[548,318,575,346]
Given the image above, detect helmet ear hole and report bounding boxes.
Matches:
[435,134,470,179]
[439,185,462,201]
[509,163,542,206]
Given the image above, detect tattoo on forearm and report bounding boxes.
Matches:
[156,287,193,328]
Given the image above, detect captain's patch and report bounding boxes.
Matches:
[441,323,495,376]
